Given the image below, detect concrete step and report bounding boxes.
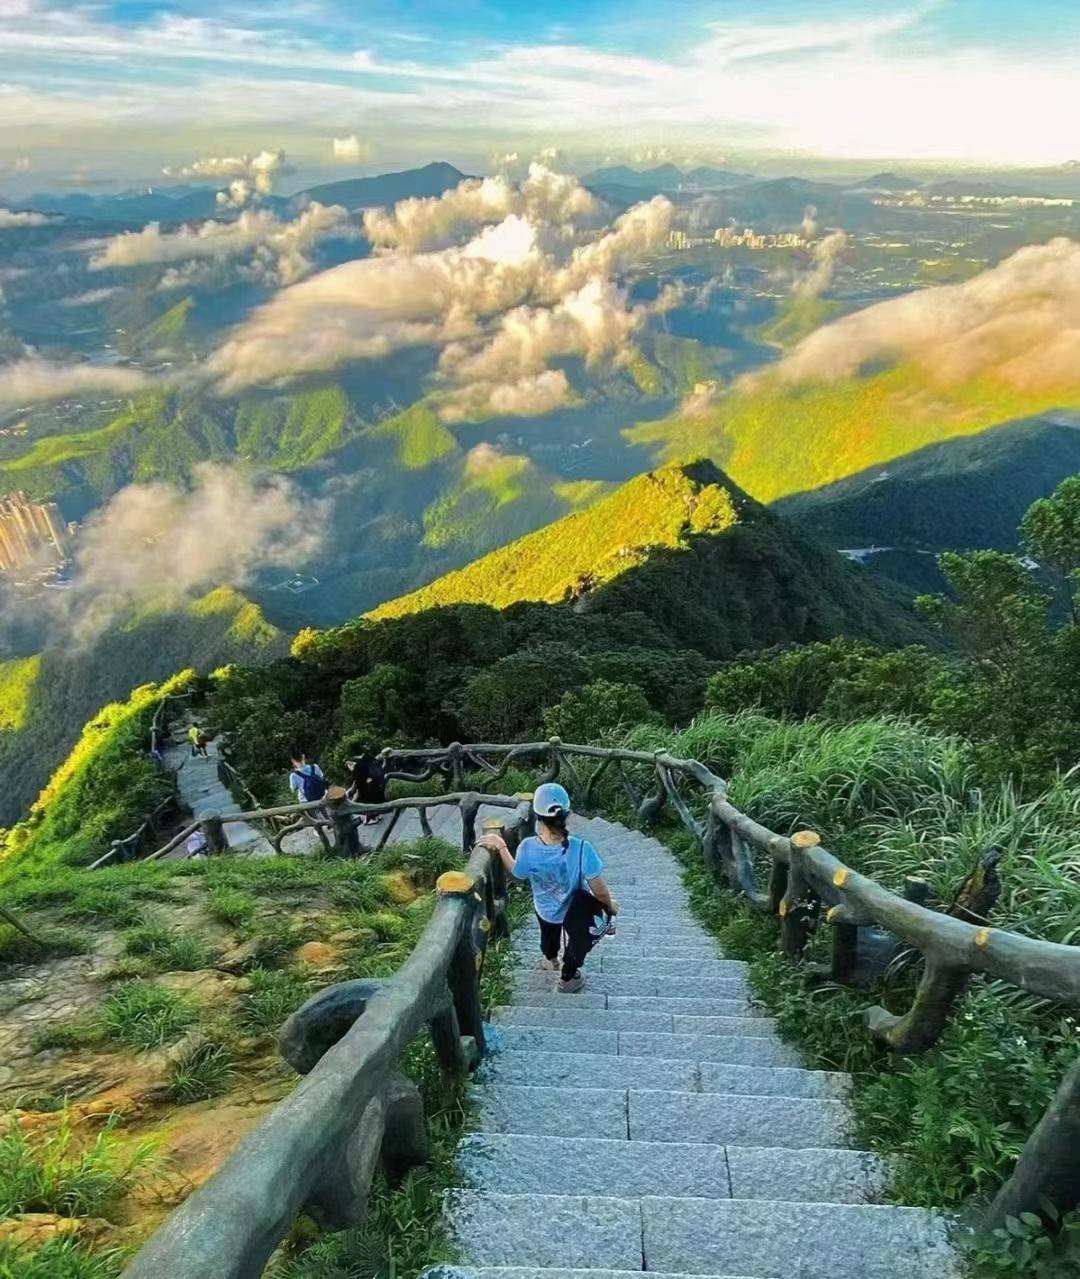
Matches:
[491,1006,777,1039]
[506,993,761,1019]
[512,972,750,999]
[426,1268,763,1279]
[491,1026,800,1068]
[477,1050,850,1099]
[446,1190,642,1271]
[459,1133,730,1199]
[627,1089,852,1148]
[641,1197,959,1278]
[472,1084,629,1138]
[512,940,722,961]
[458,1132,890,1204]
[597,957,748,977]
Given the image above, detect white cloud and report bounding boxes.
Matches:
[332,134,373,162]
[89,201,355,285]
[208,170,674,420]
[163,147,289,198]
[767,236,1080,394]
[70,463,324,642]
[0,207,57,228]
[60,286,121,307]
[792,229,848,300]
[362,163,600,253]
[0,358,148,410]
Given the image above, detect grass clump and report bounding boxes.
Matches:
[100,982,195,1051]
[0,1236,122,1279]
[165,1039,236,1103]
[121,922,208,972]
[0,1111,155,1218]
[207,884,256,930]
[31,1020,102,1055]
[242,967,312,1034]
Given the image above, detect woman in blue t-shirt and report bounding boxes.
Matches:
[479,782,618,993]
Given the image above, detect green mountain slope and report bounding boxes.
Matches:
[0,588,287,825]
[628,363,1080,503]
[369,459,928,653]
[776,415,1080,552]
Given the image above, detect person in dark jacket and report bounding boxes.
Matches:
[344,747,387,823]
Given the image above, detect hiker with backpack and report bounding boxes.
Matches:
[288,750,327,804]
[344,747,388,824]
[478,782,618,994]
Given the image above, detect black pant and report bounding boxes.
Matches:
[537,891,609,982]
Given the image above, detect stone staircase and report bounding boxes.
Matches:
[437,813,959,1279]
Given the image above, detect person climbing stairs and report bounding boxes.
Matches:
[436,812,959,1279]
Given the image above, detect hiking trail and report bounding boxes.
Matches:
[435,812,959,1279]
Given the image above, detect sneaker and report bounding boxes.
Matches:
[539,956,559,972]
[557,972,585,993]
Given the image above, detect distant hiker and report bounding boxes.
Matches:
[185,829,209,858]
[479,782,618,994]
[345,747,388,823]
[289,750,327,804]
[188,724,208,758]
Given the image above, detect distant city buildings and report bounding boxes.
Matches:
[0,491,73,572]
[664,227,808,252]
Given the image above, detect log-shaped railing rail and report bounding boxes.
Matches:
[86,691,190,869]
[122,797,524,1279]
[121,734,1080,1256]
[378,737,1080,1228]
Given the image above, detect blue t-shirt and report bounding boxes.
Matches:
[511,835,603,924]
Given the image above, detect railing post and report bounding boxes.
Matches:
[481,817,510,940]
[325,785,360,857]
[201,816,226,856]
[542,737,561,784]
[987,1057,1080,1228]
[435,870,486,1062]
[780,830,820,959]
[448,742,464,791]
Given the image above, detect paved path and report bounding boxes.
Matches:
[164,717,273,855]
[433,813,959,1279]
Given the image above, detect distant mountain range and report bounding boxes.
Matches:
[8,162,471,223]
[583,163,748,194]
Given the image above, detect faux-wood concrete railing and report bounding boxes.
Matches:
[121,798,522,1279]
[380,737,1080,1229]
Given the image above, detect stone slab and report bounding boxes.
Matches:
[512,973,750,999]
[607,996,762,1018]
[446,1191,643,1270]
[628,1091,852,1148]
[492,1006,675,1033]
[477,1049,699,1092]
[458,1133,731,1199]
[640,1198,959,1279]
[599,957,748,977]
[618,1031,800,1068]
[726,1145,893,1204]
[471,1085,628,1139]
[425,1268,766,1279]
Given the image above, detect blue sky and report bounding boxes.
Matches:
[1,0,1077,190]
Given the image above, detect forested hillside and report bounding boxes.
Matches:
[0,588,286,824]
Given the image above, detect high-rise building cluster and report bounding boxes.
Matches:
[0,491,73,572]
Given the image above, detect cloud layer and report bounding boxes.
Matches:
[0,358,148,410]
[89,201,354,286]
[0,208,57,228]
[772,235,1080,393]
[208,168,673,418]
[70,463,323,641]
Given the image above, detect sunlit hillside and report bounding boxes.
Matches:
[628,362,1080,503]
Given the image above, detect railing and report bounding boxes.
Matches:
[123,796,523,1279]
[122,736,1080,1273]
[86,691,190,869]
[379,737,1080,1229]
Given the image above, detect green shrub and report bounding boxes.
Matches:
[542,679,659,745]
[165,1039,236,1103]
[0,1111,154,1218]
[100,982,196,1050]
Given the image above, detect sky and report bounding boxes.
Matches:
[1,0,1079,192]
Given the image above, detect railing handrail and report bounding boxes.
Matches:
[121,734,1079,1265]
[122,807,517,1279]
